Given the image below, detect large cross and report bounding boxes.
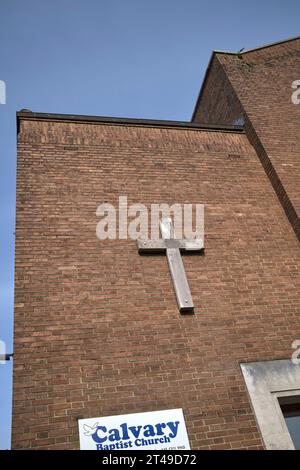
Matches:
[137,218,204,313]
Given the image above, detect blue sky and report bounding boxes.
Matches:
[0,0,299,450]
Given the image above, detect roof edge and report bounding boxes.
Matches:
[17,111,244,133]
[213,35,300,56]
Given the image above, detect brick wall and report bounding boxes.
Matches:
[12,116,300,449]
[192,54,244,126]
[193,38,300,240]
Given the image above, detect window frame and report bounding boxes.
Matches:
[240,360,300,450]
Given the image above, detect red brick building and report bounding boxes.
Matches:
[13,37,300,450]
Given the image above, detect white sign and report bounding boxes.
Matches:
[78,408,190,450]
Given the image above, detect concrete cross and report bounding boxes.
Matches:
[137,218,204,313]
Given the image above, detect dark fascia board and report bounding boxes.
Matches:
[16,111,244,134]
[191,36,300,122]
